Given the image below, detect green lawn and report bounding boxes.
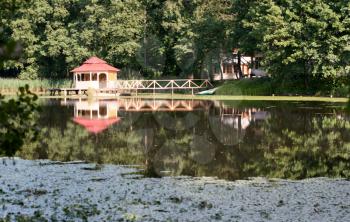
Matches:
[215,78,273,96]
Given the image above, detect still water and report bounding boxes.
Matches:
[20,98,350,181]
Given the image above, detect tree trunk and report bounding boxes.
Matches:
[208,54,213,81]
[162,37,181,77]
[192,50,205,79]
[219,57,224,81]
[304,60,310,89]
[237,52,243,79]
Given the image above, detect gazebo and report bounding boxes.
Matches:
[71,56,120,89]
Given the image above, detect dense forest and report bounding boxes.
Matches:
[0,0,349,88]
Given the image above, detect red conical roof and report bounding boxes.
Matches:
[83,56,108,64]
[71,56,120,73]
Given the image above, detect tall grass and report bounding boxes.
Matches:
[0,78,72,94]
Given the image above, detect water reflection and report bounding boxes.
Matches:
[19,99,350,180]
[72,100,120,134]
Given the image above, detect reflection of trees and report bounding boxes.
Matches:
[0,86,40,157]
[19,100,350,180]
[244,116,350,179]
[153,112,200,130]
[19,122,146,165]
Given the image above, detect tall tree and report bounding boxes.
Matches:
[191,0,233,79]
[144,0,186,76]
[3,0,145,79]
[236,0,350,86]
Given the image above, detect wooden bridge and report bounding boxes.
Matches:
[49,79,213,96]
[115,79,213,94]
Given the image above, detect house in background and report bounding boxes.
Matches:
[211,50,267,81]
[71,57,120,89]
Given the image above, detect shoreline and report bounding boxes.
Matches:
[2,92,347,103]
[0,158,349,221]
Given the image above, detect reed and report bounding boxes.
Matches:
[0,78,72,94]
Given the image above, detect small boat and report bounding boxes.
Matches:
[196,88,217,95]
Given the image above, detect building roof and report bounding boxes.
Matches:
[72,117,120,134]
[71,56,120,73]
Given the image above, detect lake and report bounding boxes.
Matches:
[20,98,350,181]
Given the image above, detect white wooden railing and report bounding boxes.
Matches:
[114,79,213,90]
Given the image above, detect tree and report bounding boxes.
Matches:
[2,0,145,79]
[80,0,145,69]
[191,0,234,79]
[0,0,30,71]
[144,0,187,76]
[236,0,350,87]
[0,85,40,157]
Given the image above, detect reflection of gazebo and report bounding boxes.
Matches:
[73,118,120,134]
[71,57,120,89]
[72,100,120,134]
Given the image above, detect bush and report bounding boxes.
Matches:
[0,85,40,157]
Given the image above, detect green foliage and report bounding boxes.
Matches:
[233,0,350,83]
[2,0,145,79]
[0,85,40,157]
[0,0,28,68]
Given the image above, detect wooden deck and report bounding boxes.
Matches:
[49,79,213,96]
[48,88,118,96]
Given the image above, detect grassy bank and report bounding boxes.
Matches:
[135,94,348,102]
[215,78,273,96]
[0,78,71,94]
[215,77,350,97]
[37,93,348,103]
[1,77,348,102]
